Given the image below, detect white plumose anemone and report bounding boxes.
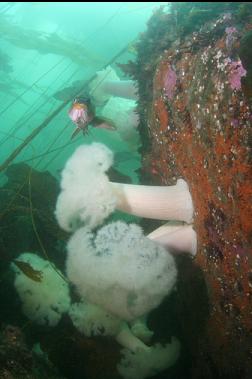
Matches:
[55,143,196,256]
[55,143,117,231]
[12,253,70,326]
[66,221,177,321]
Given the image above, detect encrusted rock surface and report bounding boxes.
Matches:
[125,4,252,378]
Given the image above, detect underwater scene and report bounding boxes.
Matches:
[0,2,252,379]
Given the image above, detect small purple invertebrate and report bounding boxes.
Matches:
[225,27,237,35]
[225,26,238,50]
[231,119,239,127]
[164,66,177,100]
[226,59,247,90]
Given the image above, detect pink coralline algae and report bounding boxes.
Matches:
[164,66,177,100]
[226,59,247,90]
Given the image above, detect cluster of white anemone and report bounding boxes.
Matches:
[12,221,181,379]
[53,140,197,378]
[12,140,196,379]
[55,142,197,255]
[89,66,140,151]
[13,68,197,379]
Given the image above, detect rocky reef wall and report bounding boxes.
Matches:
[123,3,252,378]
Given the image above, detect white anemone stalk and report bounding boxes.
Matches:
[116,324,181,379]
[89,66,138,105]
[101,80,138,100]
[147,223,197,256]
[111,178,194,224]
[116,323,150,352]
[55,143,195,248]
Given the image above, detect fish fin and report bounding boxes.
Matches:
[92,116,117,130]
[82,128,89,136]
[71,127,81,140]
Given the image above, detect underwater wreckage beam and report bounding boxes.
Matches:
[0,43,132,173]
